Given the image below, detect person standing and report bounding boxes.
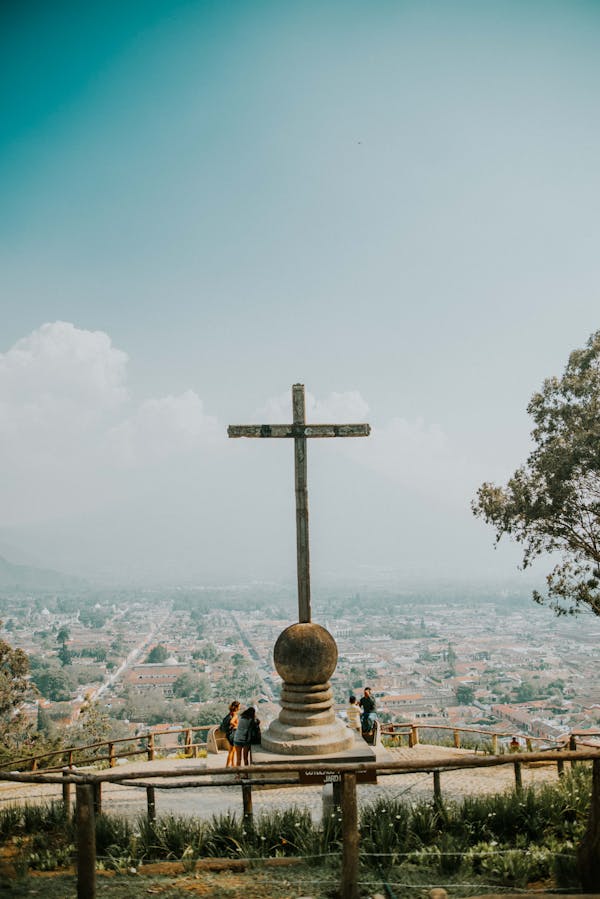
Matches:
[346,695,361,732]
[222,701,240,767]
[233,706,260,766]
[359,687,377,733]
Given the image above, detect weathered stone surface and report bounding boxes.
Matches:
[262,625,353,754]
[273,623,337,684]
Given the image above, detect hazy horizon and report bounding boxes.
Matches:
[2,2,600,585]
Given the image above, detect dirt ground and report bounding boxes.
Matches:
[0,863,337,898]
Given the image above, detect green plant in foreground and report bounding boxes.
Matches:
[0,764,590,892]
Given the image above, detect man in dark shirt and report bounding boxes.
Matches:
[359,686,376,732]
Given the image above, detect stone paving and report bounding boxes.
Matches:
[0,744,564,822]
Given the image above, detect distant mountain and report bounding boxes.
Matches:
[0,555,85,590]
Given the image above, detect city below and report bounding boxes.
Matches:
[3,579,600,755]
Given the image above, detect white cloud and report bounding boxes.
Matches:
[345,415,487,507]
[0,321,129,411]
[107,389,220,465]
[257,388,370,423]
[0,322,220,524]
[259,387,483,507]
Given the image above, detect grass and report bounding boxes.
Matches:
[0,766,591,894]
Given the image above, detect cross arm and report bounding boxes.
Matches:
[228,423,371,439]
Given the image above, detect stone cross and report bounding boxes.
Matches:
[228,384,370,624]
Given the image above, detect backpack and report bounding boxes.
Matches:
[249,719,261,745]
[220,713,232,735]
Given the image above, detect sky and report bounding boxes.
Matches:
[1,0,600,586]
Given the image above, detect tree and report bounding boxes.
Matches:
[56,626,70,645]
[0,629,29,722]
[197,641,219,662]
[446,643,457,675]
[32,666,73,702]
[473,330,600,616]
[172,671,210,701]
[192,702,224,727]
[72,699,111,747]
[145,644,168,663]
[57,643,72,666]
[79,607,109,629]
[0,628,31,760]
[455,685,475,705]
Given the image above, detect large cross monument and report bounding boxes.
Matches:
[228,384,371,755]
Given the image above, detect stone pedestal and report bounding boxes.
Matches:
[261,621,353,756]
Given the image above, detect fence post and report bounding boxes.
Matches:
[570,734,578,768]
[185,729,192,758]
[146,786,156,823]
[526,738,532,752]
[108,742,116,768]
[242,781,253,820]
[340,772,359,899]
[513,761,523,792]
[93,782,102,816]
[147,733,155,761]
[453,730,460,749]
[557,758,565,778]
[68,749,74,768]
[578,757,600,890]
[76,783,96,899]
[491,734,498,754]
[433,769,442,805]
[411,724,419,747]
[62,768,71,818]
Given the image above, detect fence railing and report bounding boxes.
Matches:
[1,724,216,773]
[2,747,600,899]
[379,721,563,752]
[4,718,598,775]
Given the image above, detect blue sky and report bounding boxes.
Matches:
[2,1,600,584]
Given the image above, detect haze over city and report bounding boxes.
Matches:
[2,1,600,585]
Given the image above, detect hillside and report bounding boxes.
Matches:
[0,554,85,590]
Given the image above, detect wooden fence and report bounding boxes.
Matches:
[1,723,216,773]
[2,747,600,899]
[380,721,564,752]
[5,720,594,775]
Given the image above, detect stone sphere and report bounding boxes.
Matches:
[273,623,338,685]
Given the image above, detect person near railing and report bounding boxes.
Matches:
[346,695,361,732]
[359,687,377,735]
[233,707,260,766]
[221,701,240,767]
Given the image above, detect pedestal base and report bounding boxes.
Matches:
[261,680,354,755]
[253,728,378,768]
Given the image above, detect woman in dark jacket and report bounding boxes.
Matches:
[233,706,260,766]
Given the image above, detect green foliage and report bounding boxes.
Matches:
[0,627,32,760]
[172,671,210,701]
[57,643,72,666]
[145,644,168,663]
[473,330,600,615]
[56,626,70,645]
[76,646,107,661]
[455,684,475,705]
[79,607,109,629]
[0,767,591,894]
[120,685,189,725]
[197,640,219,662]
[30,664,73,701]
[0,628,29,718]
[191,702,225,726]
[70,699,112,754]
